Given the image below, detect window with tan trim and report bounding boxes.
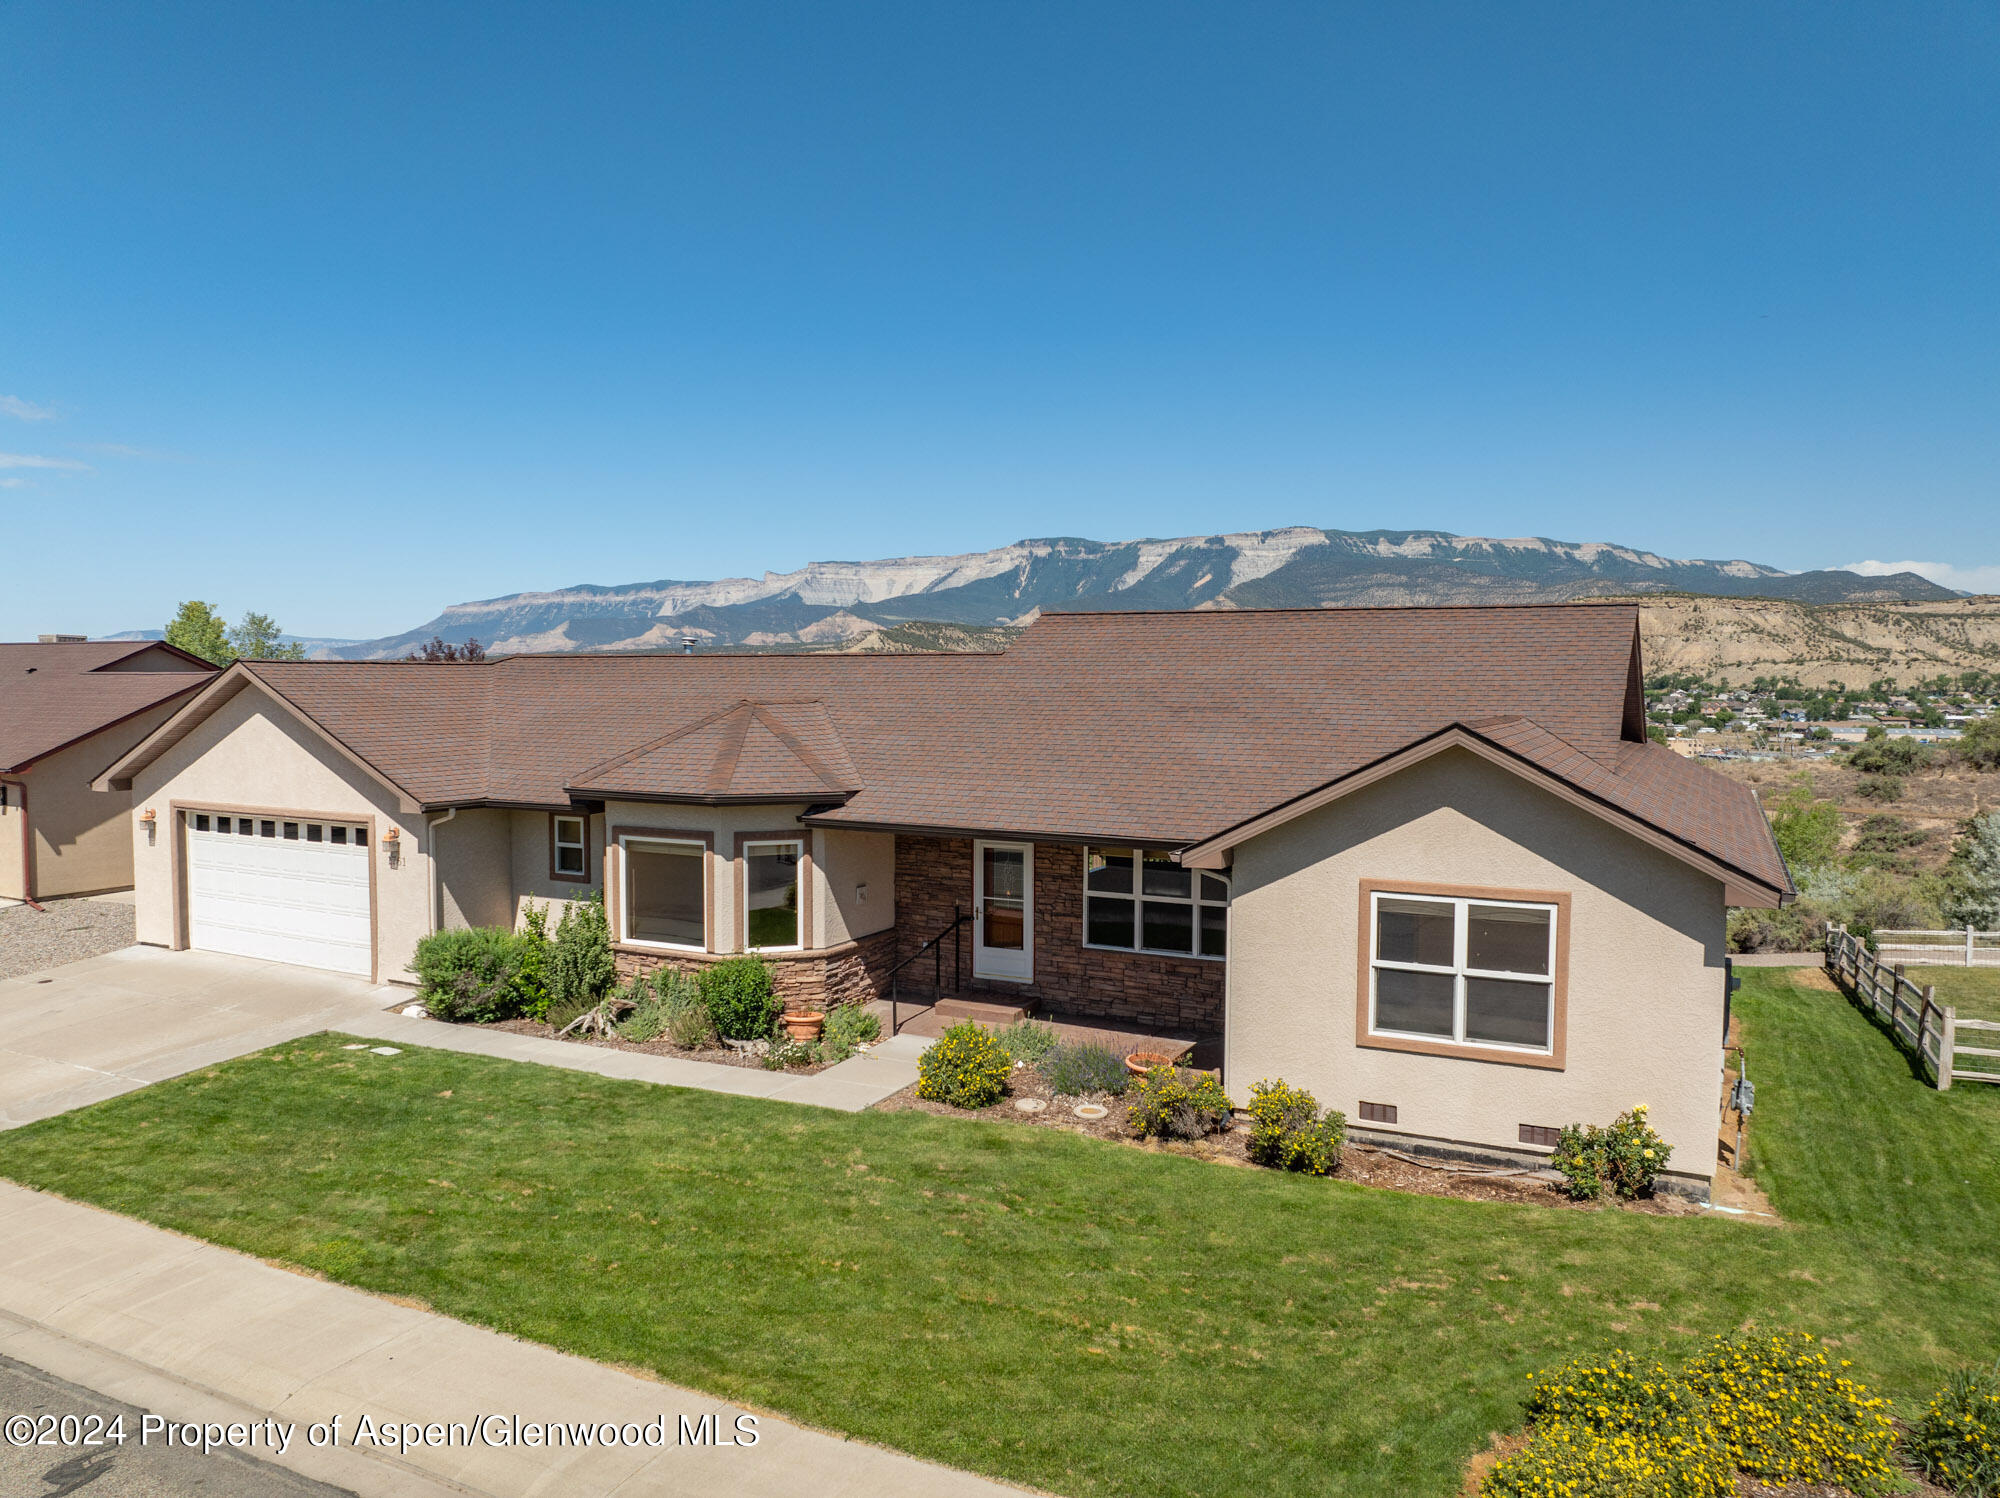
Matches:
[742,840,802,951]
[551,814,589,881]
[1357,881,1569,1068]
[620,836,705,950]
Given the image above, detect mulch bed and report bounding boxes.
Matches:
[465,1016,838,1074]
[872,1063,1704,1216]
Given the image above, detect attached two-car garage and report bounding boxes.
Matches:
[184,811,374,977]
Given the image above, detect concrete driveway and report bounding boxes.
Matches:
[0,945,403,1128]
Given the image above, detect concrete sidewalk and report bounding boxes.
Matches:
[0,1183,1019,1498]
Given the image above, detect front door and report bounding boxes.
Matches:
[973,840,1033,982]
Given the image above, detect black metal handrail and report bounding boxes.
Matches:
[886,906,970,1036]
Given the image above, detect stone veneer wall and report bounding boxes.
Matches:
[895,836,1225,1034]
[614,926,898,1014]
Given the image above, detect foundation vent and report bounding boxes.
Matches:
[1358,1101,1396,1125]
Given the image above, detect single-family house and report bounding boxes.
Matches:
[1,638,217,902]
[96,603,1791,1192]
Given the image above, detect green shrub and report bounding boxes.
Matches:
[1042,1041,1130,1096]
[763,1035,816,1070]
[1126,1066,1233,1141]
[1550,1104,1671,1201]
[1847,734,1931,776]
[1245,1078,1345,1175]
[820,1003,882,1063]
[648,967,715,1048]
[615,977,667,1042]
[1485,1336,1896,1498]
[916,1020,1011,1108]
[995,1019,1059,1063]
[548,892,615,1013]
[410,926,524,1024]
[515,903,553,1020]
[699,956,779,1041]
[1908,1361,2000,1497]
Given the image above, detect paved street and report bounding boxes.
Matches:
[0,1352,351,1498]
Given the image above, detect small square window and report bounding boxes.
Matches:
[259,820,276,838]
[331,826,348,845]
[354,826,368,847]
[282,822,299,840]
[194,813,211,832]
[306,823,322,842]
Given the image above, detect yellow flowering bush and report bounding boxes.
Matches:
[915,1020,1012,1108]
[1907,1361,2000,1496]
[1550,1103,1672,1200]
[1679,1332,1895,1492]
[1483,1334,1896,1498]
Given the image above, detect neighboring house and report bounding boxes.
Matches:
[1,638,217,902]
[98,604,1791,1192]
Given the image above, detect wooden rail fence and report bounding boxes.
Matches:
[1825,923,2000,1089]
[1873,926,2000,969]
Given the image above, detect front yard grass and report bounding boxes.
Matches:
[1,968,1995,1498]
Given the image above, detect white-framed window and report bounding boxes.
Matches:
[621,836,705,950]
[1368,891,1556,1054]
[1083,847,1227,960]
[743,839,802,951]
[553,814,587,878]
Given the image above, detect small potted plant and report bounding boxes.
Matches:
[1125,1049,1177,1077]
[783,1009,827,1041]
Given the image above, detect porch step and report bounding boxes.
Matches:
[931,997,1032,1027]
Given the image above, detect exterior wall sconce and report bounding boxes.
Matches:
[382,825,401,867]
[140,807,157,845]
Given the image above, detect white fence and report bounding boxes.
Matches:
[1826,924,2000,1089]
[1874,927,2000,969]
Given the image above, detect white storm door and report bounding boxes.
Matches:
[186,816,372,976]
[972,840,1033,982]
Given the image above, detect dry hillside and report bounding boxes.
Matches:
[1635,594,2000,688]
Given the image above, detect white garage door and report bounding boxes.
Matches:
[187,813,373,976]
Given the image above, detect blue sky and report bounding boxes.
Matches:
[2,2,1995,641]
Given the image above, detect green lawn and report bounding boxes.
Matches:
[0,970,1995,1498]
[1905,964,2000,1024]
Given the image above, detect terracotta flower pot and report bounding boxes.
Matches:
[1125,1050,1177,1077]
[783,1011,826,1041]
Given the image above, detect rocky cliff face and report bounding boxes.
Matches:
[1637,595,2000,688]
[326,527,1954,659]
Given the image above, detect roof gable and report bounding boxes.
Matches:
[0,641,216,773]
[569,700,857,803]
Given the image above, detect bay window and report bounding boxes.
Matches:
[622,837,705,949]
[1084,847,1227,959]
[743,840,802,950]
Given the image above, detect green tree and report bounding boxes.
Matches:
[1957,716,2000,772]
[164,601,234,664]
[1945,812,2000,929]
[227,611,306,661]
[1766,781,1842,873]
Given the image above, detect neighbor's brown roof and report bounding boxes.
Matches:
[125,603,1787,897]
[0,641,216,773]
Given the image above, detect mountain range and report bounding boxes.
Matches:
[307,527,1955,659]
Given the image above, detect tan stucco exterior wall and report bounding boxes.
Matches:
[434,808,515,931]
[15,699,194,899]
[1226,747,1726,1185]
[508,807,603,929]
[127,687,428,981]
[0,783,25,900]
[814,828,896,948]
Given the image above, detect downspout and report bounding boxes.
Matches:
[427,807,458,933]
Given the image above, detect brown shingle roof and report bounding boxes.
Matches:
[0,642,215,773]
[134,603,1781,896]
